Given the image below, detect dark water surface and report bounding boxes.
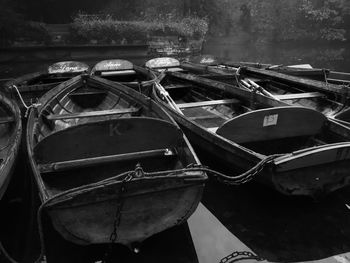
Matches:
[203,37,350,72]
[1,41,350,263]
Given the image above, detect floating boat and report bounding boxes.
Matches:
[146,67,350,198]
[91,59,156,90]
[6,61,89,108]
[0,93,22,199]
[26,74,207,247]
[223,61,350,85]
[177,61,350,125]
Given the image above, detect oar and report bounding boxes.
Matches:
[246,79,281,101]
[154,81,184,115]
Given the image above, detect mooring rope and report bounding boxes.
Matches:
[11,85,41,117]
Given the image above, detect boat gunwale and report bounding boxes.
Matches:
[27,74,205,202]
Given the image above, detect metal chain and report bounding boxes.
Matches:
[103,173,133,262]
[198,154,279,186]
[220,251,264,263]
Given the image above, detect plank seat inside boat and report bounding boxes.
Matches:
[178,98,240,109]
[46,107,139,120]
[0,116,15,124]
[275,92,325,100]
[69,90,107,97]
[216,107,327,144]
[34,117,182,169]
[100,70,137,76]
[39,148,176,173]
[165,83,195,90]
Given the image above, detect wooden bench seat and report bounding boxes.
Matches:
[39,148,176,173]
[188,115,225,121]
[46,107,139,121]
[275,92,325,100]
[178,99,240,109]
[165,83,195,90]
[100,70,136,77]
[69,91,107,97]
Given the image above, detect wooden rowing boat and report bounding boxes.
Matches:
[91,59,156,90]
[5,61,89,108]
[0,93,22,199]
[26,74,207,247]
[146,68,350,198]
[177,60,350,125]
[223,61,350,85]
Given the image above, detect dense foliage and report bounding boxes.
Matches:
[70,13,208,44]
[206,0,350,42]
[1,0,349,44]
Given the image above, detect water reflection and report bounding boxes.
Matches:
[201,180,350,262]
[203,37,350,71]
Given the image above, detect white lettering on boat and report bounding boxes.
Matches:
[146,58,180,68]
[105,62,122,69]
[200,57,215,64]
[263,114,278,127]
[49,65,86,74]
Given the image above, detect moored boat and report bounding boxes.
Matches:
[0,93,22,200]
[176,60,350,125]
[146,67,350,198]
[26,74,207,248]
[6,61,89,109]
[91,59,156,90]
[221,61,350,85]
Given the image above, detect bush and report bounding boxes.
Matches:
[69,13,208,44]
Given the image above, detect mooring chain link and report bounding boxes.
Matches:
[220,251,264,263]
[103,173,133,262]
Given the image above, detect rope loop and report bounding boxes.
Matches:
[11,85,41,117]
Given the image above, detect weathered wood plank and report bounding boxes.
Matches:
[178,99,240,109]
[100,70,136,76]
[39,148,175,173]
[165,83,194,90]
[46,107,139,120]
[275,92,325,100]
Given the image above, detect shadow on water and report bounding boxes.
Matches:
[41,214,198,263]
[202,179,350,262]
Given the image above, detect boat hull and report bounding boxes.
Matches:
[0,94,22,200]
[272,143,350,197]
[46,173,204,245]
[152,91,350,198]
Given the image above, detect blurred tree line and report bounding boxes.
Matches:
[1,0,350,43]
[199,0,350,42]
